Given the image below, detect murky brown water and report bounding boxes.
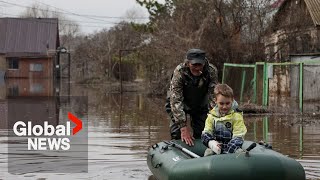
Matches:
[0,82,320,179]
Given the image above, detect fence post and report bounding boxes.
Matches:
[299,123,303,155]
[266,64,269,107]
[253,121,257,141]
[299,62,304,113]
[262,62,268,107]
[263,116,269,142]
[240,69,246,102]
[222,64,226,84]
[253,64,257,104]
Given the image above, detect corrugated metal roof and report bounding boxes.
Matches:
[5,52,49,58]
[0,18,59,56]
[304,0,320,26]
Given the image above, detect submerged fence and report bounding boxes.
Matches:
[222,60,320,113]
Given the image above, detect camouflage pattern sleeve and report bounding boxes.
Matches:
[208,64,218,109]
[169,65,187,128]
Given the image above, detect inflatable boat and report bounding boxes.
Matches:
[147,139,305,180]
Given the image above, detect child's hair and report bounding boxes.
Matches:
[214,84,234,98]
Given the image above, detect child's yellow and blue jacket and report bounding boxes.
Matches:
[201,107,247,153]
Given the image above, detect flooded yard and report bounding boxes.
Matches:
[0,82,319,179]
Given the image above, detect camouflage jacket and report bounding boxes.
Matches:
[169,62,218,128]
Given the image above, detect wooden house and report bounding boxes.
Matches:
[265,0,320,61]
[0,18,59,78]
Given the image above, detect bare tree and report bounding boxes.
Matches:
[134,0,276,94]
[72,22,144,83]
[124,7,147,24]
[19,3,80,46]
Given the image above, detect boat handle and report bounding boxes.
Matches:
[258,141,273,149]
[154,163,162,168]
[150,154,162,168]
[160,145,169,153]
[245,143,257,157]
[152,143,159,150]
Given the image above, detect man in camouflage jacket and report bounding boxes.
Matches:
[166,49,218,146]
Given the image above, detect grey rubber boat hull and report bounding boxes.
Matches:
[147,139,305,180]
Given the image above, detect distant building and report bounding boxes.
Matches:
[264,0,320,62]
[0,18,59,78]
[264,0,320,108]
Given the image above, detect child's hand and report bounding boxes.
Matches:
[208,140,221,154]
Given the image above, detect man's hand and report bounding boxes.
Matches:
[180,126,195,146]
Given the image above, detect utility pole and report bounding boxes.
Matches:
[119,50,122,94]
[57,47,71,101]
[118,49,136,94]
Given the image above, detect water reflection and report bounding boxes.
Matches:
[0,79,89,177]
[245,116,307,158]
[4,79,55,97]
[86,92,169,141]
[86,92,320,180]
[83,91,170,179]
[245,115,320,179]
[268,96,320,114]
[0,80,320,179]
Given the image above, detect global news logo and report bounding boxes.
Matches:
[12,112,82,151]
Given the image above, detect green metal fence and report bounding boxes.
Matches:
[222,63,257,103]
[222,60,320,113]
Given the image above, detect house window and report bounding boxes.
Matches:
[301,34,311,53]
[8,86,19,96]
[288,36,297,54]
[30,83,43,93]
[8,58,19,69]
[30,63,43,72]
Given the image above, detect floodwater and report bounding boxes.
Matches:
[0,81,320,179]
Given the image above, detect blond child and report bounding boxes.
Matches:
[201,84,247,155]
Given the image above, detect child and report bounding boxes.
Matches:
[201,84,247,155]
